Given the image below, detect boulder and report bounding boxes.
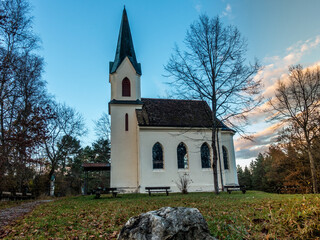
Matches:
[118,207,216,240]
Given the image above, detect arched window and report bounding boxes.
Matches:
[201,143,211,168]
[125,113,128,131]
[152,142,163,169]
[177,142,188,169]
[122,77,131,97]
[222,146,229,170]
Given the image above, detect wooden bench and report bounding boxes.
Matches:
[145,187,171,196]
[224,185,246,194]
[95,188,118,199]
[0,191,34,201]
[25,193,34,199]
[0,191,13,200]
[14,192,23,200]
[105,188,118,198]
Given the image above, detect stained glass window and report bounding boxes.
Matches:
[222,146,229,170]
[201,143,211,168]
[122,78,131,97]
[177,142,188,169]
[125,113,128,131]
[152,142,163,169]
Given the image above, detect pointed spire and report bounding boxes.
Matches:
[110,7,141,75]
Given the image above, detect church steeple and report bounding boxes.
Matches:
[110,7,141,75]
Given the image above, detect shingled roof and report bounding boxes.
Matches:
[109,7,141,75]
[136,98,234,131]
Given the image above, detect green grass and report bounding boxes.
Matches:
[2,191,320,239]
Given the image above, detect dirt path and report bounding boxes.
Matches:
[0,200,53,235]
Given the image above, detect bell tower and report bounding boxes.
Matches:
[109,7,142,191]
[109,7,141,101]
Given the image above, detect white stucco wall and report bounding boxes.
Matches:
[138,127,238,193]
[109,104,142,191]
[218,130,239,186]
[109,57,141,101]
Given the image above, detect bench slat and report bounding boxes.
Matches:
[1,191,12,195]
[145,187,170,190]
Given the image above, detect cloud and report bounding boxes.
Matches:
[261,35,320,90]
[235,146,266,160]
[245,35,320,123]
[235,36,320,160]
[195,4,202,13]
[235,123,281,159]
[221,3,232,17]
[226,4,231,12]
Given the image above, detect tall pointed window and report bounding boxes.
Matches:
[125,113,129,131]
[222,146,229,170]
[122,77,131,97]
[201,143,211,168]
[177,142,188,169]
[152,142,163,169]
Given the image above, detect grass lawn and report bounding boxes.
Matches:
[2,191,320,239]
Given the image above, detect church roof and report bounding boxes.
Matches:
[136,98,234,131]
[109,7,141,75]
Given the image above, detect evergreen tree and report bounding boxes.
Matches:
[250,153,267,191]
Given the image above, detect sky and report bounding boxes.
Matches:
[28,0,320,167]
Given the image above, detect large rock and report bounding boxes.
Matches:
[118,207,216,240]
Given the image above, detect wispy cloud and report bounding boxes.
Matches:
[221,3,232,17]
[235,35,320,161]
[259,35,320,98]
[195,4,202,13]
[235,123,280,159]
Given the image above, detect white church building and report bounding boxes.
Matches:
[109,8,238,193]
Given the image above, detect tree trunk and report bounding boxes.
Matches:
[49,166,55,196]
[211,127,219,194]
[216,132,224,191]
[211,74,219,194]
[307,147,318,193]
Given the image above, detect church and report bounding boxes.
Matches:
[109,8,238,193]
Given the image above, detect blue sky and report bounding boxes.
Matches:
[29,0,320,167]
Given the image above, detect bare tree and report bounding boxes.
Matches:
[165,15,262,194]
[94,112,110,140]
[268,65,320,193]
[0,0,47,191]
[90,113,111,163]
[43,103,86,196]
[175,173,193,194]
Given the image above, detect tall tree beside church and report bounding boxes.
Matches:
[0,0,51,191]
[43,103,86,196]
[165,15,262,194]
[268,65,320,193]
